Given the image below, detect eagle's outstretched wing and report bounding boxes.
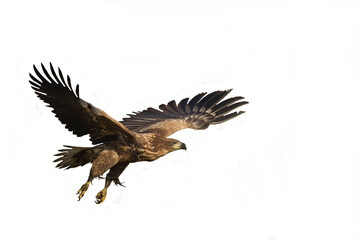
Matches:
[29,63,136,145]
[121,90,248,137]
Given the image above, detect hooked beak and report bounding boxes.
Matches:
[173,141,187,151]
[180,142,187,151]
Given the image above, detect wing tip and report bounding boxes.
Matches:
[212,110,246,124]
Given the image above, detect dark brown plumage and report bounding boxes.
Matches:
[29,63,248,204]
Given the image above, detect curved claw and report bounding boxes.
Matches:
[95,188,107,204]
[114,179,126,187]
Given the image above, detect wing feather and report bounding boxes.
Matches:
[213,111,245,124]
[177,98,189,114]
[188,92,207,111]
[211,96,244,113]
[121,89,248,137]
[30,63,136,144]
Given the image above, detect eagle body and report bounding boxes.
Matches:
[30,63,248,204]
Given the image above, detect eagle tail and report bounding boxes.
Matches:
[54,145,98,169]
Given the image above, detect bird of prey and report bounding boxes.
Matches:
[29,63,248,204]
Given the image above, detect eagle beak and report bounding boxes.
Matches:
[173,141,187,151]
[180,142,187,151]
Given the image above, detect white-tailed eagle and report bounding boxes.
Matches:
[29,63,248,204]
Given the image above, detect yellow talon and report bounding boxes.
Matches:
[77,181,90,201]
[95,188,107,204]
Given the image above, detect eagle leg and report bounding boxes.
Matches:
[94,163,129,204]
[94,178,125,204]
[95,179,111,204]
[77,178,92,201]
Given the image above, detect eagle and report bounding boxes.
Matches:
[29,63,248,204]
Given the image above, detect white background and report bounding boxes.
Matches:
[1,0,360,239]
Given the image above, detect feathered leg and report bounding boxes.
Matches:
[95,162,129,204]
[77,149,120,202]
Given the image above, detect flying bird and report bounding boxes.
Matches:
[29,63,248,204]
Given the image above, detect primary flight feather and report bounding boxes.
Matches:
[29,63,248,204]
